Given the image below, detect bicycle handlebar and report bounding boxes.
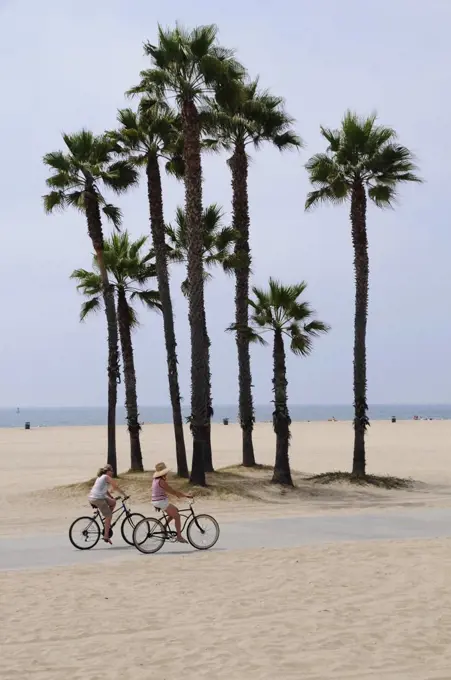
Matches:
[116,495,130,501]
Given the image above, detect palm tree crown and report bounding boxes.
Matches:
[207,78,302,152]
[71,232,160,322]
[248,279,330,352]
[43,130,139,231]
[165,204,238,283]
[305,111,422,210]
[127,24,245,107]
[107,102,184,177]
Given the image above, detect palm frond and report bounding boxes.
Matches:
[65,191,87,213]
[226,322,268,346]
[303,320,331,336]
[130,289,162,311]
[42,150,72,173]
[79,296,102,321]
[305,186,348,211]
[102,204,122,229]
[102,160,139,193]
[42,191,66,214]
[367,184,397,208]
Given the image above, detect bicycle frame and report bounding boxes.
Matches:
[91,498,131,528]
[155,504,205,538]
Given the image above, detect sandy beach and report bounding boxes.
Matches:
[1,420,451,536]
[2,420,451,679]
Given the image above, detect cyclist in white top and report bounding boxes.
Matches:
[88,464,126,544]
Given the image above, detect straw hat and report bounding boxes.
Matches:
[153,462,170,479]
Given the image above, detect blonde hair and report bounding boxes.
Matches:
[97,464,113,477]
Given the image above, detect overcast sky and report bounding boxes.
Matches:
[0,0,450,408]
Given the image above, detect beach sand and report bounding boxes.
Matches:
[2,420,451,679]
[2,540,451,679]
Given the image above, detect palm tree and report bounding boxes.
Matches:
[43,131,139,476]
[71,232,161,472]
[165,203,238,472]
[305,111,422,477]
[128,24,244,485]
[108,103,189,478]
[207,79,302,467]
[241,279,329,485]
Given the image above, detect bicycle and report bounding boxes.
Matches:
[69,496,144,550]
[132,500,220,554]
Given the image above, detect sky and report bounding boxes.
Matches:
[0,0,450,408]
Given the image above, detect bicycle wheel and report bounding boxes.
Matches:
[69,516,101,550]
[133,517,166,554]
[120,513,145,546]
[187,514,220,550]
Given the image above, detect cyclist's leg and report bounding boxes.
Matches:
[103,497,116,541]
[91,499,114,542]
[165,504,186,542]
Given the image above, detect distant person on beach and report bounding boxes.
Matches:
[152,462,193,543]
[88,464,126,544]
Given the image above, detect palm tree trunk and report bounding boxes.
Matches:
[230,142,256,467]
[202,306,214,472]
[84,191,119,476]
[350,180,369,477]
[271,329,293,486]
[104,284,119,477]
[146,157,188,477]
[182,99,208,486]
[117,289,143,472]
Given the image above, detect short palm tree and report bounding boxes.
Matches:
[165,203,238,291]
[207,78,302,467]
[241,279,329,485]
[108,103,189,478]
[305,111,422,477]
[128,23,245,485]
[165,203,238,472]
[43,131,139,475]
[71,232,161,472]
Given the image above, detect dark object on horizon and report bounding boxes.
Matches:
[223,418,229,425]
[25,421,30,430]
[391,416,396,423]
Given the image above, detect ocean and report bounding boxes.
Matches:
[0,404,449,428]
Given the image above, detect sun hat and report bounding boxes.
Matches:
[153,462,170,479]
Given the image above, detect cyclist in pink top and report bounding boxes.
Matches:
[152,462,193,543]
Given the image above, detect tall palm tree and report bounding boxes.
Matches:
[305,111,422,477]
[71,232,161,472]
[208,79,302,467]
[108,103,189,478]
[241,279,329,485]
[128,23,244,485]
[165,203,238,472]
[43,131,139,476]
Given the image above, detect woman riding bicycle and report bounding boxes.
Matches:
[88,464,126,544]
[152,462,192,543]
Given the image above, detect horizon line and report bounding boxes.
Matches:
[2,402,451,410]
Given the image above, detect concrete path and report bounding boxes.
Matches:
[1,507,451,572]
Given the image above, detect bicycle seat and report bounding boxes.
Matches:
[89,503,97,509]
[153,506,162,512]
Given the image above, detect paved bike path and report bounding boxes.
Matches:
[2,507,451,572]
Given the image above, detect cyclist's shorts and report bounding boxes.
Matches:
[153,498,169,511]
[90,498,113,518]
